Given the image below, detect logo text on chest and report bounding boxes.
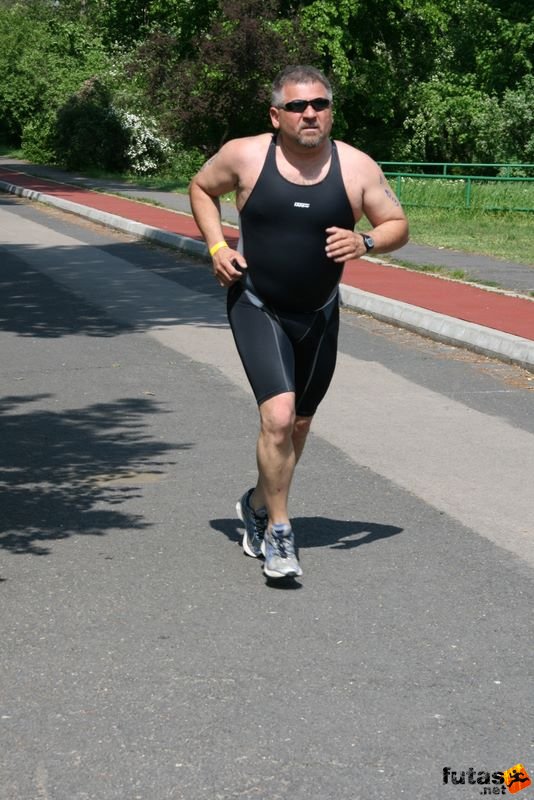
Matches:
[294,202,310,208]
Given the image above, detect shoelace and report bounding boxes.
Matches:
[251,505,267,540]
[272,530,292,558]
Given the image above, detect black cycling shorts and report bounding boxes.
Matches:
[227,279,339,417]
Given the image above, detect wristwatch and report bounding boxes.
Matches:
[360,233,375,253]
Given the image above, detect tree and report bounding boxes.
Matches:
[293,0,533,159]
[498,75,534,161]
[53,78,129,170]
[77,0,219,49]
[0,1,111,144]
[132,0,318,154]
[400,77,503,162]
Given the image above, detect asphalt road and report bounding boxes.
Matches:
[1,195,533,800]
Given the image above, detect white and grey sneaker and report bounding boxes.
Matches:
[263,523,303,579]
[236,488,268,558]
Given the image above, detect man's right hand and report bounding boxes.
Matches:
[212,248,247,287]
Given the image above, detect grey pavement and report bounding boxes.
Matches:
[3,156,534,373]
[2,156,533,294]
[1,195,533,799]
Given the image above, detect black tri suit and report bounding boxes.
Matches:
[227,134,356,416]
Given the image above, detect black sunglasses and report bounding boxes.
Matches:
[279,97,331,113]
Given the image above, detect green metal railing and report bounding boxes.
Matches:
[378,162,534,212]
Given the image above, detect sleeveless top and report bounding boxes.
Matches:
[239,135,355,312]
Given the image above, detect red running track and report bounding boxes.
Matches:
[1,165,532,341]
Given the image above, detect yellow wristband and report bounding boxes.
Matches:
[209,240,228,257]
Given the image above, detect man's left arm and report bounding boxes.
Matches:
[326,161,409,263]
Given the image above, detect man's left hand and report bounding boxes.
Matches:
[325,227,367,263]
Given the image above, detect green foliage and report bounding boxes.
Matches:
[0,1,112,144]
[62,0,219,49]
[130,0,318,155]
[389,175,534,212]
[498,75,534,161]
[20,112,57,165]
[0,0,533,166]
[400,71,534,164]
[53,78,129,171]
[400,77,502,162]
[166,145,206,183]
[117,110,171,174]
[293,0,533,158]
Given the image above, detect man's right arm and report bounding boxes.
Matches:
[189,142,246,287]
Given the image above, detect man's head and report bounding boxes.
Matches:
[270,65,333,149]
[271,65,333,108]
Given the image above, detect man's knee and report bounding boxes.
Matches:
[293,415,313,441]
[259,393,296,443]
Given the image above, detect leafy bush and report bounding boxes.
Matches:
[53,78,129,171]
[497,76,534,162]
[400,77,503,163]
[20,113,57,165]
[164,145,206,182]
[131,0,317,155]
[0,4,112,145]
[116,110,171,175]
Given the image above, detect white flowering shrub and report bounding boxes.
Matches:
[116,110,171,175]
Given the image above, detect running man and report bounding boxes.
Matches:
[189,65,409,579]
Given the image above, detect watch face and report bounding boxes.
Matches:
[363,234,374,251]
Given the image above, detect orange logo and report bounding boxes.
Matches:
[504,764,532,794]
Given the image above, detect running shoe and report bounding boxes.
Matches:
[236,488,268,558]
[263,523,303,579]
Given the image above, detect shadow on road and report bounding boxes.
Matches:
[0,393,191,556]
[0,240,228,337]
[0,248,132,338]
[210,516,403,551]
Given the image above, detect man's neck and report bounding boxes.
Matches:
[277,133,332,164]
[275,134,333,185]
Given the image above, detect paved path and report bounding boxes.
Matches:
[1,158,533,370]
[1,195,532,800]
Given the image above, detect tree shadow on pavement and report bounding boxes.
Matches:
[209,516,403,551]
[0,393,190,557]
[0,249,132,338]
[0,241,229,337]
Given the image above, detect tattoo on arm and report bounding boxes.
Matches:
[199,154,218,172]
[384,187,401,207]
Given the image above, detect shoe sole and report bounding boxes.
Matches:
[263,564,303,579]
[236,500,262,559]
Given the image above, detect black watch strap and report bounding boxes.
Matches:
[361,233,375,252]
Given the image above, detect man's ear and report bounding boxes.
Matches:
[269,106,280,130]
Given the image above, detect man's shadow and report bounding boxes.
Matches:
[209,515,404,587]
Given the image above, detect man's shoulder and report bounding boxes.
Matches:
[223,133,272,161]
[335,140,379,173]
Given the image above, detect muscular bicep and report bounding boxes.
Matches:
[362,167,407,227]
[191,143,239,198]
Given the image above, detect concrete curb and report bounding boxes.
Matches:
[0,179,209,258]
[3,179,534,372]
[339,286,534,370]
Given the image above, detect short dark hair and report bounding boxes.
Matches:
[271,65,333,107]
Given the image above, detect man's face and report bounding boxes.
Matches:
[270,81,333,148]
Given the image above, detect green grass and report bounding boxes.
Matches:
[389,175,534,212]
[53,166,192,193]
[88,169,190,193]
[2,144,532,266]
[386,176,534,265]
[0,143,24,158]
[405,207,534,266]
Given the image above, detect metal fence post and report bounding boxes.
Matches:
[465,178,472,209]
